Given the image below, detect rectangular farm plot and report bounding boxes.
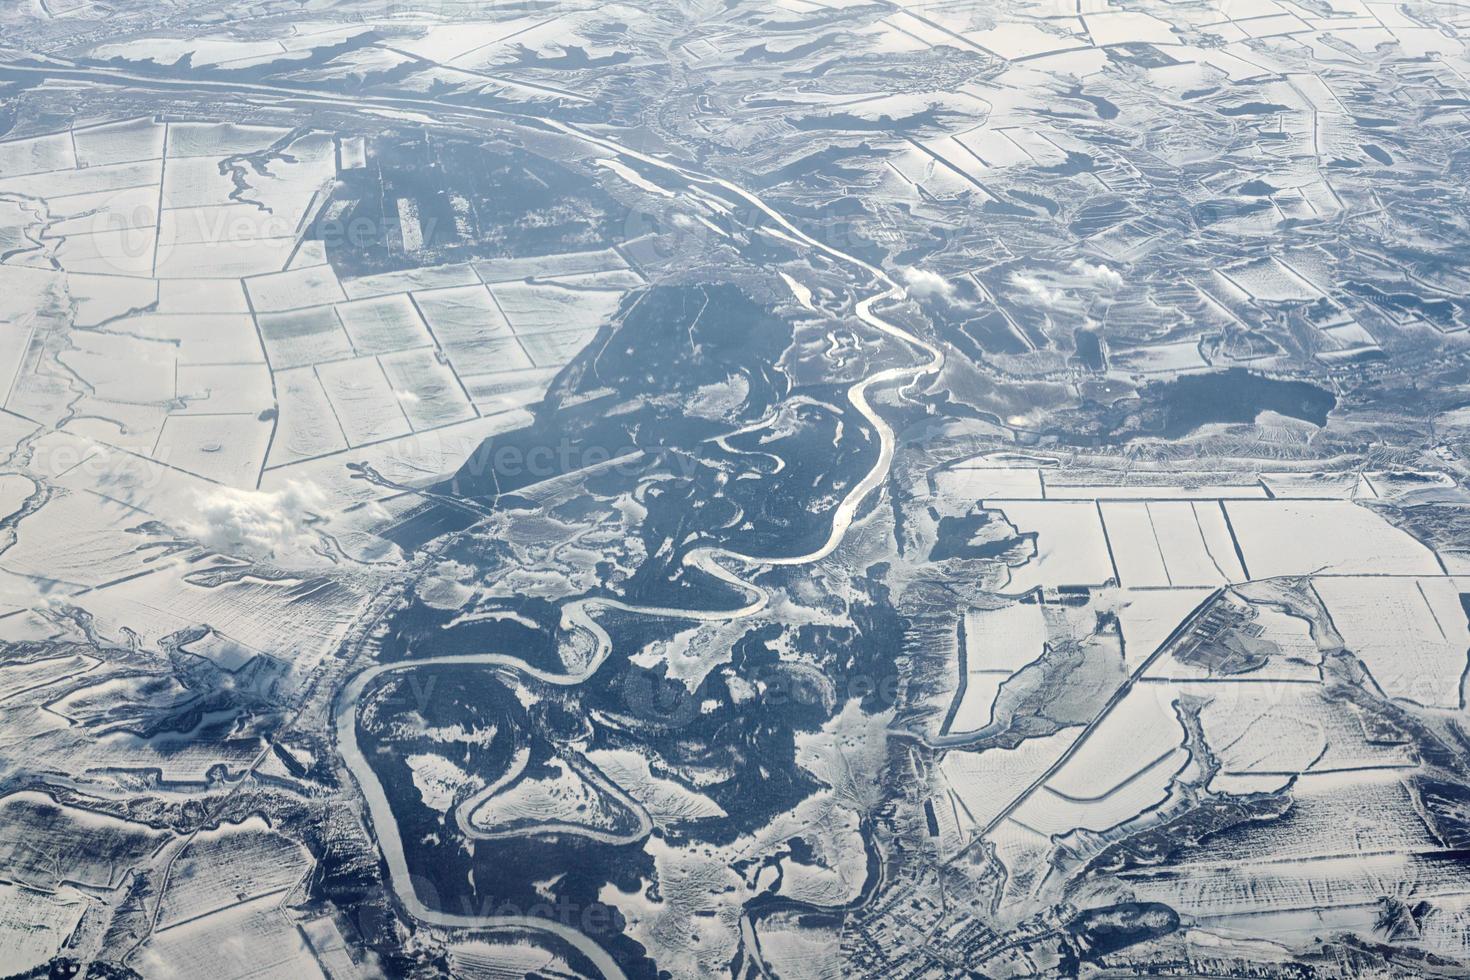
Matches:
[50,226,158,277]
[1224,499,1443,577]
[991,500,1115,593]
[0,882,86,977]
[1102,501,1246,587]
[155,413,272,486]
[1045,482,1266,500]
[965,600,1048,673]
[114,313,264,364]
[1314,576,1470,709]
[161,156,240,210]
[174,363,273,415]
[45,184,159,235]
[267,367,346,467]
[0,158,160,200]
[155,237,298,279]
[934,466,1043,500]
[380,348,475,430]
[256,306,354,369]
[461,367,562,415]
[154,816,311,929]
[1101,502,1169,586]
[472,248,629,283]
[246,264,347,313]
[59,331,175,405]
[1109,339,1209,374]
[160,203,274,245]
[0,130,76,178]
[155,277,251,314]
[315,356,412,446]
[940,730,1075,831]
[413,285,533,375]
[517,328,600,368]
[336,293,433,354]
[72,117,166,167]
[164,121,288,159]
[341,262,480,300]
[135,893,326,980]
[62,272,157,328]
[1259,471,1371,498]
[488,280,626,335]
[1159,502,1247,584]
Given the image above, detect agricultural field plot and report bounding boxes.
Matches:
[1044,481,1266,500]
[155,817,312,928]
[939,730,1076,833]
[1010,687,1191,837]
[472,248,630,283]
[340,262,481,299]
[1013,745,1187,837]
[379,348,476,431]
[1108,339,1211,375]
[247,265,349,314]
[1111,849,1470,939]
[0,652,99,702]
[1224,499,1445,577]
[962,600,1047,675]
[458,368,561,414]
[1041,687,1188,803]
[0,792,170,890]
[1260,471,1375,499]
[0,489,169,590]
[334,293,434,355]
[133,892,326,980]
[411,284,520,371]
[0,119,333,491]
[1314,576,1470,709]
[986,501,1116,593]
[71,560,371,667]
[257,306,356,370]
[487,279,626,336]
[266,367,349,466]
[156,414,274,486]
[315,356,413,447]
[1101,501,1247,588]
[933,465,1044,501]
[0,882,89,977]
[1114,588,1216,669]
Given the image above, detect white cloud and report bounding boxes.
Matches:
[184,480,327,559]
[900,266,955,301]
[1011,272,1065,308]
[1071,259,1124,290]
